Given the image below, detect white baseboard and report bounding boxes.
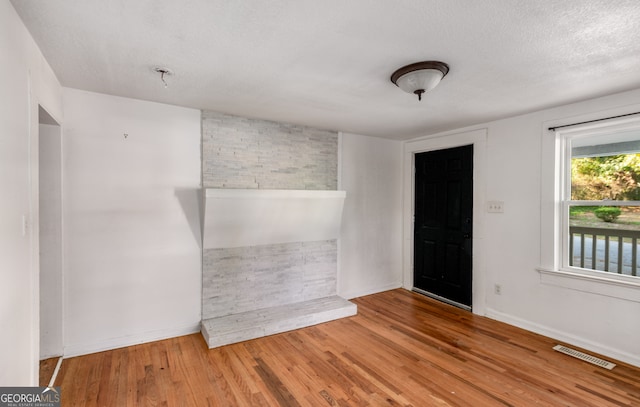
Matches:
[485,308,640,368]
[339,282,402,300]
[63,322,201,358]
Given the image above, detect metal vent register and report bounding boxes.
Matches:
[553,345,616,370]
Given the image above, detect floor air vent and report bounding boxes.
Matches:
[553,345,616,370]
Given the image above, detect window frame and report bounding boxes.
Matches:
[560,128,640,273]
[539,114,640,302]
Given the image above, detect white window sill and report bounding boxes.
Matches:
[537,267,640,303]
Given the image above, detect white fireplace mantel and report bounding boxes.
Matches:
[202,189,346,249]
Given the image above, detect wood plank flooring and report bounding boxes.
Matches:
[39,357,59,386]
[54,289,640,406]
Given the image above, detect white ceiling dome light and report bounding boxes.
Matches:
[390,61,449,101]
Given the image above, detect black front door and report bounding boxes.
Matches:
[413,144,473,309]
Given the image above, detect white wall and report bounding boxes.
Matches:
[39,122,63,359]
[405,88,640,367]
[63,88,202,356]
[0,2,63,385]
[339,133,403,299]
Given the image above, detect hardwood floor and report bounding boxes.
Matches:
[55,289,640,406]
[39,356,59,386]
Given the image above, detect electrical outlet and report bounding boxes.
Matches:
[494,284,502,295]
[487,201,504,213]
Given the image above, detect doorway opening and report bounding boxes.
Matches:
[413,144,473,310]
[38,106,63,384]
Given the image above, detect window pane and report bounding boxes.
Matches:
[568,205,640,276]
[571,152,640,201]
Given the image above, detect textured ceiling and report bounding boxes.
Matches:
[11,0,640,140]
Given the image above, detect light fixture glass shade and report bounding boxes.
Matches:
[390,61,449,100]
[394,69,444,95]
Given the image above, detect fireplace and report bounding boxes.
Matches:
[201,188,356,348]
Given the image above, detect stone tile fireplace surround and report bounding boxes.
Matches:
[200,111,356,348]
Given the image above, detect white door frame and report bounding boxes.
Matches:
[403,128,487,315]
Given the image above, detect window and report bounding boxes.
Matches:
[557,118,640,279]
